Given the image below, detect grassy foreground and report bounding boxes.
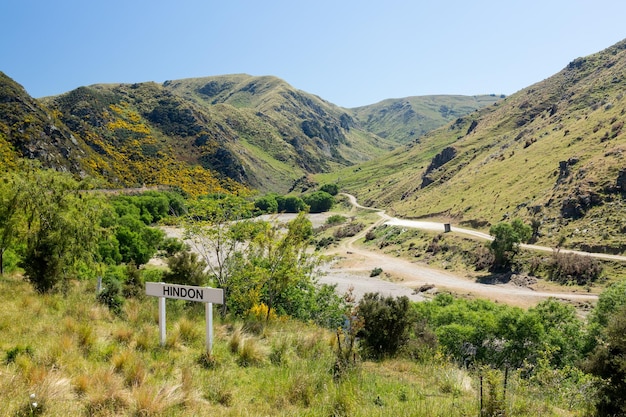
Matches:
[0,272,587,416]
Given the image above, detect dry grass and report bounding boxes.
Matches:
[0,274,584,416]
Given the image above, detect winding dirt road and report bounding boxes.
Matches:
[318,194,604,307]
[161,195,609,308]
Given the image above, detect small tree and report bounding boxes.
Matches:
[184,194,254,316]
[489,219,532,271]
[97,268,125,314]
[0,171,27,275]
[162,250,209,287]
[276,195,308,213]
[583,305,626,416]
[302,191,334,213]
[19,169,108,293]
[356,293,416,359]
[249,212,316,321]
[320,183,339,196]
[254,194,279,214]
[115,215,164,266]
[585,279,626,353]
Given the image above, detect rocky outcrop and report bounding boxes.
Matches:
[421,146,457,188]
[557,157,579,182]
[617,169,626,192]
[560,190,602,219]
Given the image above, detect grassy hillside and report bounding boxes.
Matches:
[332,39,626,254]
[1,70,495,195]
[351,94,503,144]
[162,74,399,183]
[0,272,591,416]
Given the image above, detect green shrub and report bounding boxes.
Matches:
[123,263,143,298]
[141,268,164,285]
[161,250,208,286]
[357,293,416,359]
[302,191,334,213]
[583,305,626,416]
[0,248,20,274]
[254,194,279,214]
[276,195,307,213]
[320,183,339,196]
[97,271,124,314]
[159,237,187,257]
[325,214,347,225]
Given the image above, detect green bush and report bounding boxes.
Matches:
[590,279,626,328]
[21,237,60,293]
[97,270,125,314]
[162,250,209,287]
[357,293,416,359]
[325,214,347,225]
[123,263,143,298]
[583,305,626,416]
[0,248,20,274]
[115,215,165,266]
[489,219,531,271]
[276,195,308,213]
[302,191,334,213]
[254,194,279,214]
[160,237,187,257]
[414,294,576,369]
[320,183,339,196]
[370,267,383,277]
[141,267,164,285]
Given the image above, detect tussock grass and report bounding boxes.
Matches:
[237,337,266,367]
[0,274,584,416]
[175,316,202,345]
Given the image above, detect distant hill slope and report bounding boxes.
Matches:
[350,94,503,144]
[0,72,490,194]
[0,72,96,175]
[334,39,626,253]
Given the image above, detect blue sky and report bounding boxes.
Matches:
[2,0,626,108]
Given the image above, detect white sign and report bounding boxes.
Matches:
[146,282,224,304]
[145,282,224,353]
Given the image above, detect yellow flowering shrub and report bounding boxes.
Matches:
[248,303,277,322]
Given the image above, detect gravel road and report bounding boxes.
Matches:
[160,196,603,307]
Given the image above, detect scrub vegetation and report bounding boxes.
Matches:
[1,166,626,416]
[3,34,626,417]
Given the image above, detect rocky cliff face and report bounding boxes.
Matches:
[0,72,92,175]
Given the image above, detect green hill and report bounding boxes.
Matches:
[332,39,626,254]
[351,94,503,144]
[0,71,495,194]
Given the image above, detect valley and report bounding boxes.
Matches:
[3,36,626,417]
[320,194,601,308]
[160,193,603,309]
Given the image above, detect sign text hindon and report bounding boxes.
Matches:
[145,282,224,353]
[145,282,223,304]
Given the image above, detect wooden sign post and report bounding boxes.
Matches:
[145,282,224,353]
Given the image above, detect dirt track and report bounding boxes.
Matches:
[317,195,600,308]
[160,197,601,308]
